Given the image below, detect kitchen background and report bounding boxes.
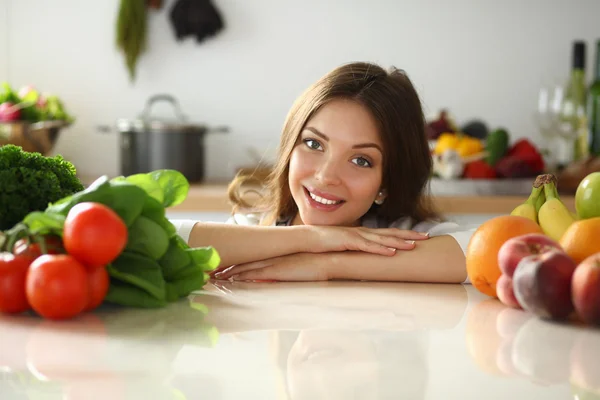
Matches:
[1,0,600,183]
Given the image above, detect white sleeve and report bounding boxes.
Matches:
[169,219,198,245]
[169,213,262,244]
[412,220,476,285]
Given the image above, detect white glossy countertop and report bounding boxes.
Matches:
[1,281,598,399]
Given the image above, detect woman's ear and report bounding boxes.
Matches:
[374,188,387,205]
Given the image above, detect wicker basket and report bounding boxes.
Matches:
[0,120,70,155]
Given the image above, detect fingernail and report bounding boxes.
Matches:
[421,232,430,237]
[388,247,397,252]
[405,240,416,245]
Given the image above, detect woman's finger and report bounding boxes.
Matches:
[215,259,272,280]
[361,228,429,240]
[354,233,417,253]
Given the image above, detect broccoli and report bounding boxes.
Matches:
[0,144,85,230]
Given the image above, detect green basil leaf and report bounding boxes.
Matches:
[148,169,189,208]
[108,252,166,300]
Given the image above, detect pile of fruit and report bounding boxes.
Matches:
[428,110,545,180]
[466,171,600,325]
[0,169,220,321]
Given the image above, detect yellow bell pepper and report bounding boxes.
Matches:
[434,133,483,158]
[456,136,484,158]
[434,133,461,155]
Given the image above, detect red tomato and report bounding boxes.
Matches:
[0,253,33,314]
[63,202,128,266]
[14,235,64,258]
[85,265,110,311]
[26,255,89,320]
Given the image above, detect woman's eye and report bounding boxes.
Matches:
[352,157,372,168]
[303,139,322,151]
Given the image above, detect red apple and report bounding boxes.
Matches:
[513,249,577,320]
[571,253,600,326]
[498,233,562,277]
[496,274,522,309]
[0,102,20,121]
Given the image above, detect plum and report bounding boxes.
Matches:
[498,233,562,277]
[571,253,600,325]
[513,249,577,320]
[496,274,522,309]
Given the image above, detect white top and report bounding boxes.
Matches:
[170,212,475,284]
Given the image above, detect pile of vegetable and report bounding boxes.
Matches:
[0,144,85,231]
[0,169,220,320]
[0,83,74,123]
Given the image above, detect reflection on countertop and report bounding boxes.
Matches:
[0,281,598,399]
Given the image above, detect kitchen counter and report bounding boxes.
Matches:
[168,183,576,215]
[79,175,576,215]
[1,281,597,399]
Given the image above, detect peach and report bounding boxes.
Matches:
[571,253,600,326]
[498,233,562,277]
[496,274,522,309]
[513,249,577,320]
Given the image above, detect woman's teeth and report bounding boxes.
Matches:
[309,191,341,205]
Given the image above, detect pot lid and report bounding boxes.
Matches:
[116,94,207,134]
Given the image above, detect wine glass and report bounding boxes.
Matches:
[534,84,564,170]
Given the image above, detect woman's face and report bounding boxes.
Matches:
[288,99,385,227]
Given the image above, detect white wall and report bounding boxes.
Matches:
[2,0,600,181]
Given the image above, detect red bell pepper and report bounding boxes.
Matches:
[506,139,545,173]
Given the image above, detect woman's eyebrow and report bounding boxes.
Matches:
[304,126,383,154]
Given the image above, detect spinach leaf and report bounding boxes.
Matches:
[104,279,167,308]
[106,181,149,226]
[149,169,189,207]
[45,177,147,226]
[165,269,205,300]
[125,216,170,260]
[140,196,176,238]
[159,236,191,280]
[108,252,166,300]
[22,211,65,236]
[114,173,164,205]
[46,176,113,214]
[186,246,220,272]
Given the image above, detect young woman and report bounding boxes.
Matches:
[170,62,475,284]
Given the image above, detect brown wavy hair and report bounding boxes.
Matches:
[228,61,442,226]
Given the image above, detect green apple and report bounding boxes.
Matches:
[576,172,600,219]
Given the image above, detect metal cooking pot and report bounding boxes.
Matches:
[100,94,228,182]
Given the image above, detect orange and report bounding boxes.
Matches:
[559,217,600,264]
[466,215,544,297]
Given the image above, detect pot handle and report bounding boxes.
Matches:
[140,94,187,121]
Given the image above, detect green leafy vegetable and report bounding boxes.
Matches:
[108,252,166,300]
[7,168,218,309]
[0,145,84,231]
[125,215,170,260]
[149,169,189,207]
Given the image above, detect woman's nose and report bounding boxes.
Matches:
[315,159,342,186]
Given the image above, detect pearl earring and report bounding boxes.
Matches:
[374,191,385,205]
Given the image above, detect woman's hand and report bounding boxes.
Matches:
[306,225,429,256]
[213,253,334,282]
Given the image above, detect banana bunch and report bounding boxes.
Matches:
[510,174,576,241]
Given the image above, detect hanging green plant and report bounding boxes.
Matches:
[116,0,148,82]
